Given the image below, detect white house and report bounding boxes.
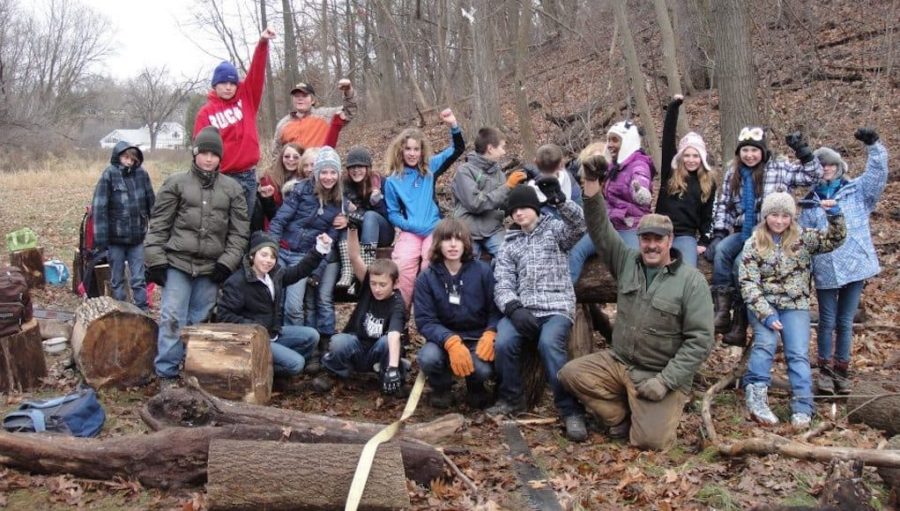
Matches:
[99,122,185,150]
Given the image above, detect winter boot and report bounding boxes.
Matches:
[713,286,734,334]
[430,388,454,409]
[722,294,749,346]
[361,243,378,269]
[305,334,330,375]
[336,239,355,289]
[465,380,493,410]
[816,358,835,395]
[833,360,852,395]
[745,383,779,425]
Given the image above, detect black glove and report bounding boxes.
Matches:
[536,176,565,206]
[505,300,540,340]
[581,154,609,182]
[146,265,168,286]
[212,262,232,283]
[381,366,402,395]
[785,131,813,164]
[347,210,365,230]
[854,128,879,146]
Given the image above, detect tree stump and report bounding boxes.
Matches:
[847,379,900,436]
[206,440,410,511]
[0,319,47,392]
[182,324,273,405]
[9,247,45,289]
[71,297,157,389]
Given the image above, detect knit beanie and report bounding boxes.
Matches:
[814,146,847,181]
[607,120,642,165]
[735,126,770,163]
[211,61,239,87]
[248,231,278,257]
[506,184,542,217]
[314,146,342,180]
[673,132,711,171]
[760,191,796,218]
[345,146,373,168]
[193,126,223,159]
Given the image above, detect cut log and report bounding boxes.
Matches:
[877,435,900,492]
[36,318,73,340]
[9,247,45,289]
[575,255,713,304]
[182,324,273,405]
[568,304,595,360]
[71,296,157,389]
[0,319,47,392]
[206,440,410,511]
[847,379,900,436]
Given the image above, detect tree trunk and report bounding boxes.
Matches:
[282,0,300,104]
[653,0,688,136]
[847,379,900,436]
[512,0,537,161]
[0,319,47,393]
[71,297,157,389]
[612,0,661,169]
[373,0,399,118]
[710,0,760,164]
[320,0,331,86]
[206,440,410,511]
[374,0,429,115]
[9,247,44,289]
[181,324,273,405]
[471,0,502,129]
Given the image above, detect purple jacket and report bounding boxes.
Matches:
[603,149,655,231]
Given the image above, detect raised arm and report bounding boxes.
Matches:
[660,96,683,190]
[582,178,633,279]
[347,228,368,282]
[243,28,275,110]
[430,110,465,179]
[852,129,888,212]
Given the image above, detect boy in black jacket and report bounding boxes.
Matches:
[217,231,332,375]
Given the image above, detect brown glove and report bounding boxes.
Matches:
[475,330,496,362]
[444,335,474,377]
[506,170,527,188]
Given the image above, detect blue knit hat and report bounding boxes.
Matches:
[211,61,239,87]
[314,146,342,180]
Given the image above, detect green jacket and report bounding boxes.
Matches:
[145,167,249,276]
[584,192,714,392]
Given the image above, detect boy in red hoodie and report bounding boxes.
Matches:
[194,26,276,221]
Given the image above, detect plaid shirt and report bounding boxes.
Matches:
[91,163,155,247]
[494,200,585,322]
[711,156,822,234]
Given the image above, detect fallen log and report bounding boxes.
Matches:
[846,379,900,436]
[71,297,157,389]
[182,323,273,405]
[878,435,900,492]
[0,319,47,393]
[206,440,410,511]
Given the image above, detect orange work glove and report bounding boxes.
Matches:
[506,170,527,188]
[475,330,496,362]
[444,335,474,377]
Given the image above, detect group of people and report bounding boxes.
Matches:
[90,25,889,449]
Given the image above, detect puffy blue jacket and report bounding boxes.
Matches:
[269,178,341,255]
[414,259,501,345]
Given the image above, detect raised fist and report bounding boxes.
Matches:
[440,108,458,127]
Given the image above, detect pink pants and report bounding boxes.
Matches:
[392,231,432,308]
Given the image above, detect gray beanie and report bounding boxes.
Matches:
[314,146,342,180]
[814,147,847,181]
[761,191,796,218]
[345,146,373,168]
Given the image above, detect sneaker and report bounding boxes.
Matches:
[486,397,526,417]
[429,389,454,409]
[608,418,631,439]
[564,415,588,442]
[791,413,811,429]
[311,374,334,393]
[745,383,779,425]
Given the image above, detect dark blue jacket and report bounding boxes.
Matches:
[413,259,501,345]
[269,178,341,255]
[91,141,155,247]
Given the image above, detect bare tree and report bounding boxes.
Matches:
[511,0,536,160]
[127,67,203,150]
[653,0,688,136]
[471,0,502,129]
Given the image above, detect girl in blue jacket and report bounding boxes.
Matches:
[384,109,465,308]
[414,218,500,410]
[799,128,887,395]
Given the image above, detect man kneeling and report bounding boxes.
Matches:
[558,154,714,450]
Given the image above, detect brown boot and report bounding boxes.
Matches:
[713,286,734,334]
[833,360,852,395]
[816,358,835,395]
[722,295,748,346]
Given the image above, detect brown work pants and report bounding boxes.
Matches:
[558,350,688,450]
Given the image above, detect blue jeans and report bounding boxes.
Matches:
[742,309,814,416]
[472,231,506,259]
[229,169,257,222]
[712,233,744,287]
[672,235,698,268]
[360,210,394,247]
[304,260,338,335]
[280,249,308,326]
[494,315,583,417]
[272,326,319,375]
[108,243,148,310]
[322,333,395,378]
[816,280,865,364]
[154,267,218,378]
[417,340,493,391]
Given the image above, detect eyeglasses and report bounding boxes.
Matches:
[738,127,765,142]
[283,154,301,160]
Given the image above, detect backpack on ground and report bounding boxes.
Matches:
[2,387,105,437]
[0,266,32,337]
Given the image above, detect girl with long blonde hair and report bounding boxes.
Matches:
[253,143,305,231]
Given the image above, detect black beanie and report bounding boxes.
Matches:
[248,231,278,257]
[193,126,224,159]
[506,185,542,217]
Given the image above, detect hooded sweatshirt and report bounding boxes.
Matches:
[91,141,155,247]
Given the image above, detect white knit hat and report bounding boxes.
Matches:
[313,146,342,180]
[760,191,796,218]
[672,132,711,171]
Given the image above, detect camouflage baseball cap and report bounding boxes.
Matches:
[636,214,673,237]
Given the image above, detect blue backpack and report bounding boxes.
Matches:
[2,387,105,437]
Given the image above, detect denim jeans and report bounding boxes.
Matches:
[360,210,394,247]
[417,340,493,391]
[742,308,814,416]
[816,280,865,364]
[322,333,395,378]
[472,231,506,259]
[304,260,339,335]
[712,232,744,288]
[279,248,307,326]
[108,243,148,310]
[230,168,257,222]
[154,267,218,378]
[494,315,583,417]
[272,326,319,375]
[672,235,698,268]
